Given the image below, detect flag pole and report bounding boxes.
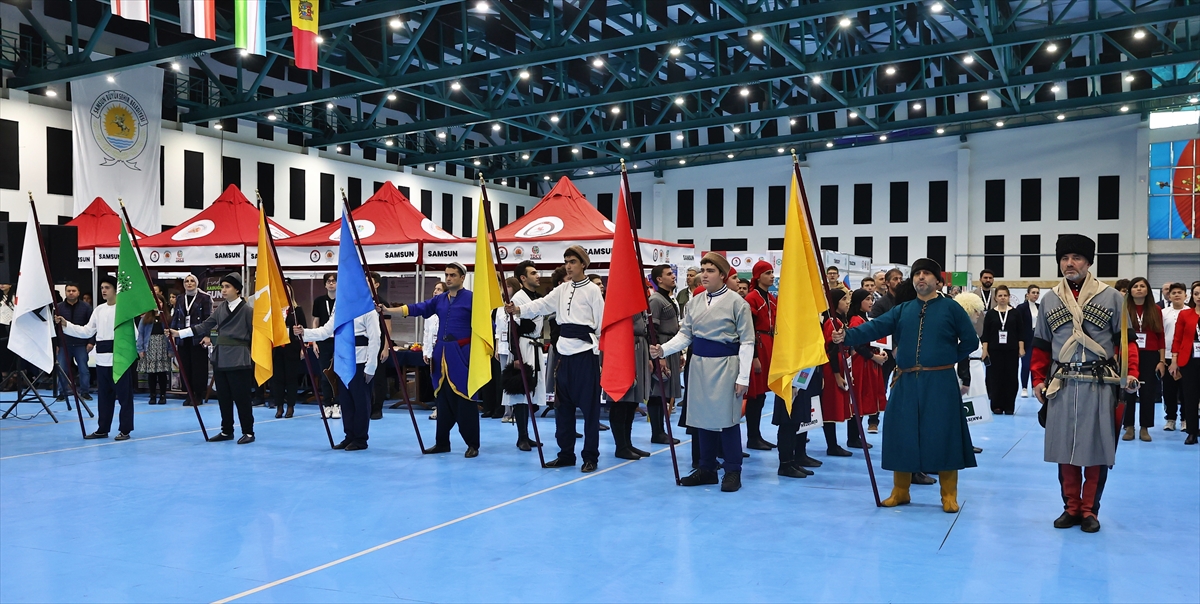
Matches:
[790,153,881,507]
[117,199,210,441]
[255,192,336,449]
[478,176,547,468]
[340,189,426,453]
[27,194,89,438]
[618,161,682,485]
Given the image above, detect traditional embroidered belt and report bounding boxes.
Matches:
[692,338,739,358]
[558,323,594,342]
[95,340,114,354]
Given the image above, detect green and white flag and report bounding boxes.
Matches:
[114,221,157,380]
[235,0,266,55]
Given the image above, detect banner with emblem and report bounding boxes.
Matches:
[71,66,164,236]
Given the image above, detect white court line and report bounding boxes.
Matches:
[212,441,692,604]
[0,405,188,431]
[0,414,318,461]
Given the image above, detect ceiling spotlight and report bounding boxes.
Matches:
[789,118,797,125]
[839,17,852,28]
[436,131,446,139]
[387,92,397,101]
[267,114,277,121]
[240,49,249,56]
[879,134,888,141]
[314,36,324,44]
[826,141,834,148]
[995,121,1004,127]
[727,153,735,159]
[1125,74,1135,82]
[936,128,945,134]
[214,123,223,130]
[588,170,595,175]
[592,58,604,68]
[427,165,436,171]
[1050,85,1061,93]
[389,18,403,29]
[1190,97,1199,104]
[679,159,687,165]
[385,139,394,146]
[980,93,990,101]
[963,55,975,64]
[849,111,858,119]
[811,74,822,84]
[106,75,115,83]
[1133,29,1146,39]
[335,146,342,152]
[544,175,551,180]
[913,103,922,110]
[885,66,896,75]
[670,46,681,56]
[675,97,686,105]
[931,2,943,13]
[1046,42,1058,52]
[549,115,560,123]
[473,159,481,166]
[519,70,530,79]
[171,62,181,71]
[611,106,621,114]
[521,153,530,160]
[475,1,488,11]
[676,133,684,140]
[739,87,750,97]
[632,163,638,169]
[621,140,630,147]
[777,147,785,154]
[751,32,764,42]
[1120,105,1130,112]
[492,123,502,131]
[1056,114,1066,120]
[327,102,334,109]
[571,148,580,154]
[450,81,461,91]
[732,126,741,133]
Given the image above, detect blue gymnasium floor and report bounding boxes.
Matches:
[1,393,1197,604]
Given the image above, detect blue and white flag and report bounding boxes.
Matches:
[333,217,376,386]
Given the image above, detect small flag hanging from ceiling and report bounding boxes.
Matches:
[111,0,150,23]
[291,0,320,71]
[236,0,267,56]
[179,0,216,41]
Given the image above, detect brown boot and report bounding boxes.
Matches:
[1121,426,1135,441]
[1139,427,1152,442]
[881,471,912,507]
[939,470,960,513]
[275,405,285,419]
[284,404,295,418]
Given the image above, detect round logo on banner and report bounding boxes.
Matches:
[602,220,616,233]
[309,250,321,263]
[515,216,564,238]
[512,247,524,258]
[172,219,215,241]
[149,250,160,262]
[497,246,509,260]
[421,219,458,240]
[744,257,753,266]
[652,249,660,262]
[731,256,742,267]
[88,89,150,169]
[328,220,375,241]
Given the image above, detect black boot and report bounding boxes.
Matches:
[796,436,822,468]
[648,397,679,444]
[824,422,852,457]
[612,408,640,460]
[745,395,775,450]
[846,416,872,449]
[776,424,797,467]
[690,435,701,469]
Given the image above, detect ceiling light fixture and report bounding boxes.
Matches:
[267,114,277,121]
[1056,114,1066,120]
[1125,74,1135,82]
[913,103,922,110]
[1190,97,1199,104]
[522,153,530,160]
[315,36,324,44]
[777,147,785,153]
[588,170,595,175]
[669,46,681,56]
[240,49,249,56]
[885,66,896,75]
[980,93,990,101]
[839,17,852,28]
[106,75,115,83]
[389,18,403,29]
[214,123,223,130]
[1046,42,1058,52]
[826,141,834,147]
[931,2,944,13]
[437,131,446,139]
[676,133,684,140]
[1133,29,1146,39]
[385,139,394,146]
[849,111,858,119]
[519,70,530,79]
[727,153,735,159]
[611,106,621,114]
[475,1,488,11]
[549,115,560,123]
[427,165,436,171]
[592,58,604,68]
[544,175,550,180]
[732,126,741,133]
[811,74,822,84]
[1120,105,1130,112]
[1050,85,1060,93]
[386,92,397,101]
[327,102,335,109]
[335,146,342,152]
[632,163,638,169]
[621,141,630,147]
[679,159,686,165]
[879,134,888,141]
[963,55,975,64]
[751,32,764,42]
[450,81,461,91]
[995,121,1004,127]
[740,87,750,96]
[171,62,181,71]
[473,159,481,166]
[789,118,797,125]
[492,123,502,131]
[571,148,580,154]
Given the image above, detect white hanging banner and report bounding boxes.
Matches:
[71,66,163,235]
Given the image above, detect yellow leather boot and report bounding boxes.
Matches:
[881,471,911,507]
[939,470,960,513]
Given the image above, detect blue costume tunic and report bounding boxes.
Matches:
[404,289,474,399]
[843,296,980,473]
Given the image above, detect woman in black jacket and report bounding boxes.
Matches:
[981,285,1025,415]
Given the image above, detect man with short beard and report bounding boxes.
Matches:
[1032,235,1139,534]
[834,258,979,512]
[971,269,997,336]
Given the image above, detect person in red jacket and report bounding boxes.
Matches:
[847,288,887,449]
[1032,235,1140,534]
[743,260,777,451]
[820,289,853,457]
[1167,282,1200,446]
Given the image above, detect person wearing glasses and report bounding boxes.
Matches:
[312,272,340,419]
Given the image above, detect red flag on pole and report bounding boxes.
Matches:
[599,178,648,401]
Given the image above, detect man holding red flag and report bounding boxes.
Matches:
[652,253,755,492]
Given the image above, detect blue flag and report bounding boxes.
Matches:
[333,218,376,387]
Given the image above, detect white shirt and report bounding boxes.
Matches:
[422,315,439,360]
[518,278,604,356]
[1163,305,1184,360]
[61,303,116,367]
[659,286,754,386]
[176,297,241,340]
[301,306,382,376]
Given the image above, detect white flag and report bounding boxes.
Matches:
[71,66,163,235]
[9,218,56,374]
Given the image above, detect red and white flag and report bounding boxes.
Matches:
[180,0,216,40]
[598,176,648,401]
[111,0,150,23]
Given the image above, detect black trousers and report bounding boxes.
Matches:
[96,366,135,434]
[338,363,371,445]
[554,351,601,464]
[371,356,389,416]
[316,340,337,406]
[775,394,813,466]
[271,344,301,408]
[1124,353,1161,428]
[214,368,255,436]
[1163,365,1182,421]
[986,349,1021,414]
[1179,361,1200,437]
[178,342,209,402]
[434,387,480,449]
[698,426,743,472]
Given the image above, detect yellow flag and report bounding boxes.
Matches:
[768,169,831,413]
[468,197,503,398]
[251,208,291,385]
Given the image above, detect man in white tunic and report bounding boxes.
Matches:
[501,261,546,452]
[652,253,754,492]
[58,276,133,440]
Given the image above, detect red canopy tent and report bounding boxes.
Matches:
[493,176,695,268]
[278,181,472,268]
[94,185,295,268]
[67,197,149,269]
